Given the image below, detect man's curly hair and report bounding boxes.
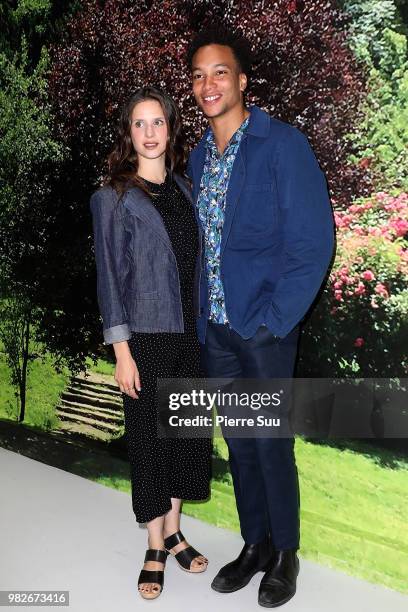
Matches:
[186,24,254,77]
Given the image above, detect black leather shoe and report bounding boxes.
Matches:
[211,535,274,593]
[258,549,299,608]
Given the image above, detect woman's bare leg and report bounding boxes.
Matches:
[138,515,166,596]
[163,498,208,571]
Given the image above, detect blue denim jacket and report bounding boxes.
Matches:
[188,105,335,344]
[90,174,198,344]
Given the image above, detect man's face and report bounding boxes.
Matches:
[191,44,247,119]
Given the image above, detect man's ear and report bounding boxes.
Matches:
[239,73,247,92]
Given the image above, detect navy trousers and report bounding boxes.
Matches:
[202,321,301,550]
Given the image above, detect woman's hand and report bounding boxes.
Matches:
[113,341,141,399]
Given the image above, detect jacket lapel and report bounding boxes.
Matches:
[174,173,203,254]
[220,136,247,255]
[191,131,208,217]
[122,186,172,249]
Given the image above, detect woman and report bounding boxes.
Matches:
[90,87,212,600]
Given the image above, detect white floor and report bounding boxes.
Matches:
[0,446,406,612]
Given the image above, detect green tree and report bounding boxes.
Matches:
[0,37,68,416]
[0,0,79,67]
[0,292,39,422]
[340,1,408,190]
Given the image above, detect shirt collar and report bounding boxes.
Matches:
[206,114,250,155]
[198,105,270,154]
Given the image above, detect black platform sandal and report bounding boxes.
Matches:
[138,548,168,599]
[164,530,208,573]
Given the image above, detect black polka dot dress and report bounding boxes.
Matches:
[122,173,212,524]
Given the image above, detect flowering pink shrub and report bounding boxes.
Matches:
[299,191,407,377]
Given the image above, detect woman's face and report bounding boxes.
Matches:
[130,99,168,161]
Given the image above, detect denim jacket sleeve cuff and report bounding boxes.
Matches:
[103,324,131,345]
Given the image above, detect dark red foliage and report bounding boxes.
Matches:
[19,0,372,368]
[37,0,374,366]
[48,0,371,206]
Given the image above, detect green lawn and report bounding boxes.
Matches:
[0,348,114,426]
[0,349,407,593]
[85,355,115,377]
[0,349,68,430]
[183,436,408,594]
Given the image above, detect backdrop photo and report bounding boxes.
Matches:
[0,1,407,610]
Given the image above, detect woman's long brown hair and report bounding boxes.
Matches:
[104,86,188,195]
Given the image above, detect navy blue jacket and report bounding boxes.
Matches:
[187,105,335,344]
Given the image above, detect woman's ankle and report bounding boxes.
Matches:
[147,536,165,550]
[163,519,180,532]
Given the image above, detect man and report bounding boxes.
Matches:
[186,26,334,608]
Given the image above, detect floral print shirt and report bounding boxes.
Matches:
[197,116,250,324]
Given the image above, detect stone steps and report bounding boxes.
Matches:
[60,390,122,413]
[71,375,121,394]
[69,379,121,397]
[57,401,123,424]
[55,372,124,442]
[56,408,121,434]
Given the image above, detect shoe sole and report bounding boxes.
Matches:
[258,563,299,607]
[258,589,296,608]
[175,561,208,573]
[139,592,162,600]
[166,551,208,573]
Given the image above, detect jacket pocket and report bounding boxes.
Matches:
[242,182,275,192]
[127,291,160,329]
[234,180,278,236]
